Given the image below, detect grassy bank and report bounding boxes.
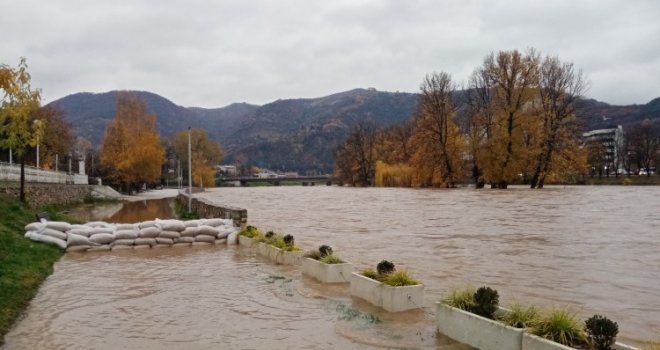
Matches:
[0,195,72,345]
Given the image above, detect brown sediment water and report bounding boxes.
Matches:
[66,198,176,223]
[4,186,659,348]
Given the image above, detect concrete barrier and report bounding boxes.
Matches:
[302,257,353,283]
[349,272,424,312]
[256,242,302,265]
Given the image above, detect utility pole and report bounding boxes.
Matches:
[188,126,192,212]
[55,154,58,172]
[9,148,12,165]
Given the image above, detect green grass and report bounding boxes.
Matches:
[174,200,199,220]
[319,254,344,264]
[499,304,540,328]
[361,268,379,280]
[441,287,476,311]
[532,308,587,347]
[381,270,420,286]
[0,195,73,345]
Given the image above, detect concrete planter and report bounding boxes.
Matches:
[522,333,639,350]
[256,242,302,265]
[238,235,257,248]
[436,303,523,350]
[349,272,424,312]
[302,257,353,283]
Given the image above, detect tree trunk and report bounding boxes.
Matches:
[20,156,26,203]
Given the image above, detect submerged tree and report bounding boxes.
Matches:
[99,93,165,192]
[0,58,42,202]
[409,72,464,187]
[334,123,377,186]
[172,128,223,187]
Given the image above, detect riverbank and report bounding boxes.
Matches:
[0,195,75,345]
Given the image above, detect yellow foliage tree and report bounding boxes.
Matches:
[172,128,223,188]
[99,93,165,192]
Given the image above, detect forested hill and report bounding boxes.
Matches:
[48,89,659,172]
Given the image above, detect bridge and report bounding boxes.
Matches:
[218,175,334,187]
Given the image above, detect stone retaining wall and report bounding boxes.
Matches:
[177,190,247,228]
[1,182,94,206]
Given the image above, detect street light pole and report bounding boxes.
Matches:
[188,126,192,212]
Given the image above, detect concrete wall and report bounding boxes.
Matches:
[1,182,93,206]
[0,162,88,184]
[177,190,247,228]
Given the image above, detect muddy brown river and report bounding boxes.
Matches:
[3,186,659,349]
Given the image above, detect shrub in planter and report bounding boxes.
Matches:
[441,286,476,311]
[473,286,499,319]
[320,254,344,264]
[319,245,333,257]
[264,232,301,252]
[377,260,395,275]
[239,225,263,239]
[499,304,540,329]
[360,261,419,287]
[283,234,294,247]
[304,245,345,264]
[585,315,618,350]
[532,308,587,347]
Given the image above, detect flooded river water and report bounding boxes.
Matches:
[3,186,659,348]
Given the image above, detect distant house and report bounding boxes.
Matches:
[216,165,237,176]
[583,125,624,171]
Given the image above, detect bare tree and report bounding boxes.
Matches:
[334,122,377,186]
[466,67,496,188]
[628,120,659,176]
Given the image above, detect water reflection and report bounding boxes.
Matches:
[68,198,176,223]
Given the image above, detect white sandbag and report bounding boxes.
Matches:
[139,227,160,238]
[183,220,200,227]
[201,218,224,227]
[42,228,67,240]
[45,221,71,232]
[180,227,200,237]
[27,232,67,249]
[115,230,139,239]
[176,236,195,243]
[115,223,137,231]
[221,219,234,227]
[216,230,230,239]
[153,244,171,248]
[111,245,133,251]
[160,220,185,232]
[66,245,91,252]
[195,234,216,243]
[173,242,191,247]
[192,241,212,246]
[25,231,36,238]
[134,238,156,246]
[158,230,181,239]
[155,237,173,245]
[138,220,157,229]
[112,239,135,246]
[67,228,93,237]
[85,221,110,228]
[69,224,88,230]
[67,233,92,247]
[89,233,115,244]
[226,231,238,245]
[88,245,111,252]
[198,225,219,236]
[90,227,114,235]
[215,238,227,245]
[25,222,44,232]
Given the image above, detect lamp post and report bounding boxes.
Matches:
[188,126,192,212]
[8,148,12,165]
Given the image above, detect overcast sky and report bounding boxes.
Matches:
[2,0,659,108]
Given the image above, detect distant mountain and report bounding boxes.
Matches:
[48,89,659,172]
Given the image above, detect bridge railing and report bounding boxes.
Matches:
[0,162,88,185]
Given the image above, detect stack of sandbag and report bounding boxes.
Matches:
[23,217,240,252]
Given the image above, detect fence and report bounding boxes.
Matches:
[0,162,88,185]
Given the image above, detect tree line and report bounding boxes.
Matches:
[334,49,659,188]
[1,58,223,199]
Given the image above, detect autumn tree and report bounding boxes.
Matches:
[0,58,42,202]
[172,128,223,188]
[334,123,377,186]
[31,105,74,170]
[628,120,659,176]
[465,67,496,188]
[99,93,165,193]
[529,56,587,188]
[481,50,540,188]
[409,72,464,187]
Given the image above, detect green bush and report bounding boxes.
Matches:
[376,260,395,275]
[319,254,344,264]
[472,286,499,319]
[532,308,586,347]
[442,287,476,311]
[585,315,618,350]
[382,270,420,286]
[318,245,333,257]
[283,234,294,247]
[239,225,262,239]
[361,268,378,280]
[499,304,540,328]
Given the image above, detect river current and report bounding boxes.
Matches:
[3,186,658,348]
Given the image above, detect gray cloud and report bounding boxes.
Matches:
[1,0,658,107]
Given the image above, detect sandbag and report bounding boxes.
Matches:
[173,242,191,248]
[115,230,139,239]
[216,230,230,239]
[45,221,71,232]
[89,233,115,244]
[176,236,195,243]
[195,234,216,243]
[115,223,137,230]
[134,238,156,246]
[90,227,114,235]
[183,220,200,227]
[67,228,93,237]
[155,237,173,245]
[192,241,212,246]
[198,225,219,236]
[133,244,150,250]
[25,222,45,232]
[201,218,224,227]
[139,227,160,238]
[25,231,37,238]
[42,228,67,240]
[153,244,172,248]
[138,220,158,229]
[69,224,89,230]
[160,220,185,232]
[215,238,227,245]
[112,239,135,246]
[226,231,238,245]
[27,231,67,249]
[111,245,133,250]
[66,245,91,252]
[180,227,200,237]
[88,245,111,252]
[158,230,181,239]
[67,233,92,247]
[85,221,110,228]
